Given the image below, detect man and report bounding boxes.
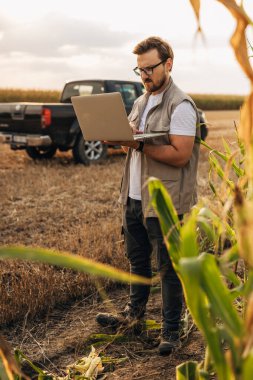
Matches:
[96,36,200,355]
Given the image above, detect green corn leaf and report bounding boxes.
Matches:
[0,246,150,285]
[222,138,232,156]
[209,180,218,197]
[176,361,198,380]
[144,319,161,330]
[148,178,181,263]
[209,154,235,190]
[201,140,244,178]
[219,244,239,264]
[197,208,236,244]
[101,356,128,365]
[221,267,242,288]
[87,334,126,345]
[217,326,241,376]
[179,256,232,380]
[243,270,253,297]
[14,350,46,376]
[197,216,217,244]
[180,209,199,258]
[197,253,243,337]
[242,352,253,380]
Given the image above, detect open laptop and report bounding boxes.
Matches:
[71,92,166,141]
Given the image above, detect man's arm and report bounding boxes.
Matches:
[141,135,194,167]
[107,101,196,163]
[118,135,195,167]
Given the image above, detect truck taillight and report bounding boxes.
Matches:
[41,108,51,128]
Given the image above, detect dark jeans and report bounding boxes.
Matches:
[123,197,183,331]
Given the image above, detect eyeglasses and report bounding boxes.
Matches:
[133,58,168,76]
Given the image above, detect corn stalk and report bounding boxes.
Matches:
[175,2,253,376]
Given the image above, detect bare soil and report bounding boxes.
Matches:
[0,110,240,379]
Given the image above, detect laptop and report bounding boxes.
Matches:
[71,92,166,141]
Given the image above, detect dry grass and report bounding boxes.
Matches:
[0,110,240,325]
[0,149,128,325]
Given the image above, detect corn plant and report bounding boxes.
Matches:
[148,172,253,379]
[167,3,253,375]
[147,73,253,380]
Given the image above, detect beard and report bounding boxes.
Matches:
[143,73,167,93]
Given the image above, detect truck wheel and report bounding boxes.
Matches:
[26,146,57,159]
[72,135,107,165]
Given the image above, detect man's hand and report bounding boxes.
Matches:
[102,122,143,150]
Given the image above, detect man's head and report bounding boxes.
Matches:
[133,36,174,94]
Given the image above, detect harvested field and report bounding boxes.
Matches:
[0,110,240,379]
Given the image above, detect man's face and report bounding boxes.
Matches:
[137,49,172,94]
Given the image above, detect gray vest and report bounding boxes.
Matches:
[119,77,200,216]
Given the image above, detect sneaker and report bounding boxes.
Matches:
[158,330,181,355]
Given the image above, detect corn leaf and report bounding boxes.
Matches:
[0,246,150,285]
[197,216,218,244]
[198,208,236,244]
[176,360,198,380]
[148,178,181,263]
[195,253,243,337]
[209,154,234,190]
[243,271,253,297]
[222,137,232,156]
[217,0,253,83]
[219,244,239,264]
[179,256,232,380]
[242,352,253,380]
[201,139,244,177]
[180,209,199,258]
[15,350,46,376]
[188,0,202,34]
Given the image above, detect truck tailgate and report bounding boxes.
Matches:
[0,103,43,133]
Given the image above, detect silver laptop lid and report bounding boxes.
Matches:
[71,92,134,141]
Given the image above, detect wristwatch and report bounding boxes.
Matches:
[136,140,144,152]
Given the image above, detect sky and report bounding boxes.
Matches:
[0,0,252,95]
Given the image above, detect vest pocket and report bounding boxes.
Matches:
[161,179,180,210]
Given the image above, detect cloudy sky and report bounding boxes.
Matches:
[0,0,252,94]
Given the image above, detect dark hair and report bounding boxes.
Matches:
[133,36,174,61]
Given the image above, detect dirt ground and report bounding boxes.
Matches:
[0,110,240,379]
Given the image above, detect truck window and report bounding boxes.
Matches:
[114,83,138,108]
[61,81,104,103]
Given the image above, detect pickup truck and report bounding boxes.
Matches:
[0,79,208,165]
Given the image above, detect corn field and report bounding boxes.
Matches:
[0,87,244,111]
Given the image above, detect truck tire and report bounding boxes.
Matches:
[26,146,57,160]
[72,135,107,165]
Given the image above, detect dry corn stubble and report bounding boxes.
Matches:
[0,148,128,325]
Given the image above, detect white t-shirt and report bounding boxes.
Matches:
[129,97,197,200]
